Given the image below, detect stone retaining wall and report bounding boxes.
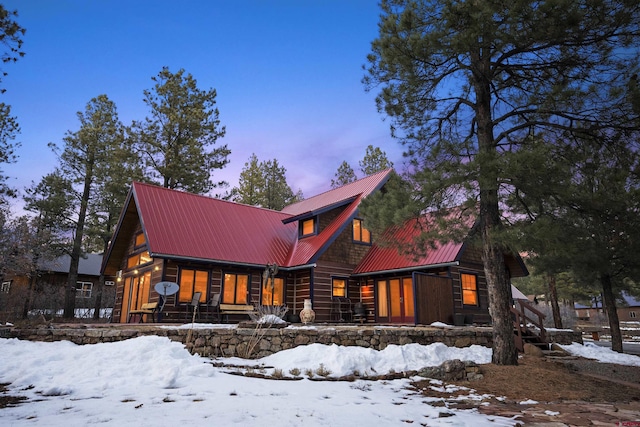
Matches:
[6,324,582,359]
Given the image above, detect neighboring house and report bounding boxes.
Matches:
[102,169,528,324]
[575,292,640,322]
[0,254,115,320]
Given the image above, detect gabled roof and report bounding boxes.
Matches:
[133,182,297,267]
[353,218,464,275]
[281,169,393,218]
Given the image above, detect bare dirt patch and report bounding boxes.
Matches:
[412,355,640,425]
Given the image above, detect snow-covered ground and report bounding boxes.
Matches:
[0,330,639,426]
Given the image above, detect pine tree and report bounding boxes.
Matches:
[331,161,357,188]
[359,145,393,176]
[233,154,302,209]
[132,67,229,194]
[364,0,640,364]
[49,95,126,318]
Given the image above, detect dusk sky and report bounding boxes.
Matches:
[1,0,406,211]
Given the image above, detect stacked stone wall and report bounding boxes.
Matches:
[6,325,582,359]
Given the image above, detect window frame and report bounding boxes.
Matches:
[222,272,251,305]
[460,272,479,306]
[352,218,371,244]
[178,268,209,303]
[630,311,637,319]
[332,277,348,298]
[75,281,93,298]
[299,217,317,238]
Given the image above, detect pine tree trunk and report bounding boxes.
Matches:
[548,274,563,329]
[473,48,518,366]
[63,161,94,319]
[601,274,623,353]
[92,275,104,320]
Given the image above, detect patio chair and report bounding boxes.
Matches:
[185,292,202,321]
[207,293,221,322]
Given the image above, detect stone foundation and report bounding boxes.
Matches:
[6,324,582,359]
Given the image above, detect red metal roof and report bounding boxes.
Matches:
[281,169,393,216]
[353,218,464,275]
[133,182,298,266]
[115,170,395,269]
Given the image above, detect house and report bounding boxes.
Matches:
[0,254,115,320]
[102,169,528,324]
[575,292,640,322]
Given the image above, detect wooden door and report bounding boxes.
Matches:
[414,273,453,325]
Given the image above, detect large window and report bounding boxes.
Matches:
[461,273,478,306]
[299,218,316,237]
[76,281,93,298]
[261,277,284,306]
[352,218,371,244]
[332,277,347,297]
[223,273,249,304]
[179,269,208,303]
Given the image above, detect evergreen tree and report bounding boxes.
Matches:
[49,95,125,318]
[0,6,25,203]
[0,103,20,198]
[331,161,357,188]
[364,0,640,364]
[132,67,229,194]
[359,145,393,176]
[515,133,640,351]
[233,154,302,209]
[234,154,263,206]
[22,172,75,318]
[0,5,25,91]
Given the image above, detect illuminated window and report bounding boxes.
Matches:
[127,251,152,269]
[353,218,371,244]
[134,232,146,247]
[377,280,388,317]
[461,273,478,306]
[178,269,208,303]
[299,218,316,237]
[262,277,284,306]
[223,273,249,304]
[332,277,347,297]
[76,281,93,298]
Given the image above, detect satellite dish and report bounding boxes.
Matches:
[154,281,179,296]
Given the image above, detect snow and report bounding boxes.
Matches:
[560,341,640,366]
[0,335,638,426]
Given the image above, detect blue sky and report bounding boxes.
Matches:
[1,0,404,209]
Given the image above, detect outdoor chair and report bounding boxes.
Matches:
[185,291,202,321]
[207,293,221,322]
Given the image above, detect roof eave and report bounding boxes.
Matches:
[351,261,460,278]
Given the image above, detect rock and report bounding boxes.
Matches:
[524,343,545,357]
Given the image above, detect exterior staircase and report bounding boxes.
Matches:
[511,299,549,352]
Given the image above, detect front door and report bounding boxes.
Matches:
[378,277,415,323]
